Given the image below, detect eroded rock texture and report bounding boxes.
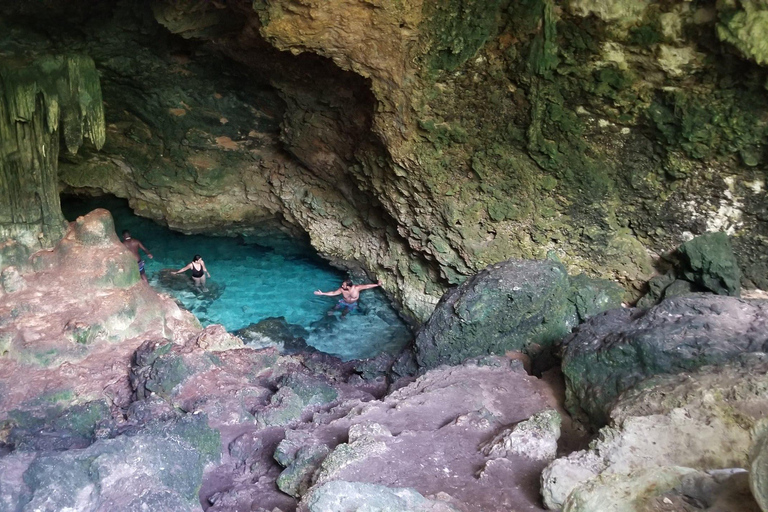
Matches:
[0,52,104,269]
[2,0,767,320]
[544,353,768,510]
[561,294,768,426]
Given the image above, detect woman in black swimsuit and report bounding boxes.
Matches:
[173,254,210,290]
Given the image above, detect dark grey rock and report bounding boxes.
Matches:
[234,316,313,353]
[414,258,623,370]
[15,414,219,512]
[561,294,768,427]
[678,232,741,296]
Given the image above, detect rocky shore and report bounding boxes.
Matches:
[1,210,766,511]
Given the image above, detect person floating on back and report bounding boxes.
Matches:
[174,255,210,291]
[122,230,153,283]
[314,279,382,317]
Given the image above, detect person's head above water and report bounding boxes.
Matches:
[341,280,353,289]
[193,254,202,261]
[122,230,131,240]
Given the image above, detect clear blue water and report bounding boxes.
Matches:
[61,195,412,361]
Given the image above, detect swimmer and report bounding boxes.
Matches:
[122,230,153,283]
[314,279,382,317]
[173,254,210,291]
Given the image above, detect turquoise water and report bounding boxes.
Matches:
[61,195,412,361]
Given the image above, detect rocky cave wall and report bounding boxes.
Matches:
[2,0,767,321]
[0,50,105,269]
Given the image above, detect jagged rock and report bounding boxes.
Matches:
[311,424,390,486]
[270,357,563,511]
[543,354,768,509]
[277,443,331,498]
[300,480,461,512]
[750,419,768,512]
[8,414,219,512]
[0,267,25,294]
[0,52,105,271]
[255,373,340,429]
[482,409,561,462]
[561,295,768,426]
[194,324,243,352]
[717,0,768,65]
[299,481,460,512]
[415,258,622,370]
[562,467,757,512]
[678,232,741,296]
[5,399,112,452]
[235,316,313,353]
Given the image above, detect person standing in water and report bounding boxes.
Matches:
[173,255,211,290]
[122,230,153,283]
[314,279,382,317]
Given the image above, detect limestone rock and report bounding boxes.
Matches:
[415,258,622,370]
[543,354,768,509]
[563,467,757,512]
[300,481,461,512]
[274,357,563,511]
[17,414,219,512]
[561,295,768,426]
[750,419,768,512]
[482,409,561,462]
[194,324,243,352]
[234,316,312,353]
[717,0,768,65]
[0,52,105,271]
[678,231,741,296]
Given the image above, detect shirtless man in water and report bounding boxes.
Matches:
[314,279,382,317]
[122,230,153,282]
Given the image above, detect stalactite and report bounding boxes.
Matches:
[0,53,105,269]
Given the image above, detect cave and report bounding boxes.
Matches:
[2,0,768,510]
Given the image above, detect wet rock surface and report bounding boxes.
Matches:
[415,258,623,371]
[561,294,768,426]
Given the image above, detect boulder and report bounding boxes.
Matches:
[563,467,757,512]
[678,232,741,296]
[415,258,623,370]
[299,481,461,512]
[543,354,768,509]
[234,316,313,353]
[561,295,768,426]
[481,409,561,462]
[272,356,564,511]
[750,419,768,512]
[11,414,219,512]
[636,232,741,308]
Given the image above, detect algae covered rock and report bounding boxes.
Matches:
[415,258,623,370]
[15,413,219,512]
[234,316,312,353]
[300,480,460,512]
[561,295,768,426]
[678,231,741,296]
[0,52,105,271]
[415,258,569,369]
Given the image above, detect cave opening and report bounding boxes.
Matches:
[61,193,413,360]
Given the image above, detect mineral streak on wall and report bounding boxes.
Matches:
[0,54,105,270]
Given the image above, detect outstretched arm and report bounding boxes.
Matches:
[314,288,343,296]
[139,241,153,259]
[174,263,192,274]
[356,280,383,291]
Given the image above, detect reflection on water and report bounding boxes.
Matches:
[61,195,412,360]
